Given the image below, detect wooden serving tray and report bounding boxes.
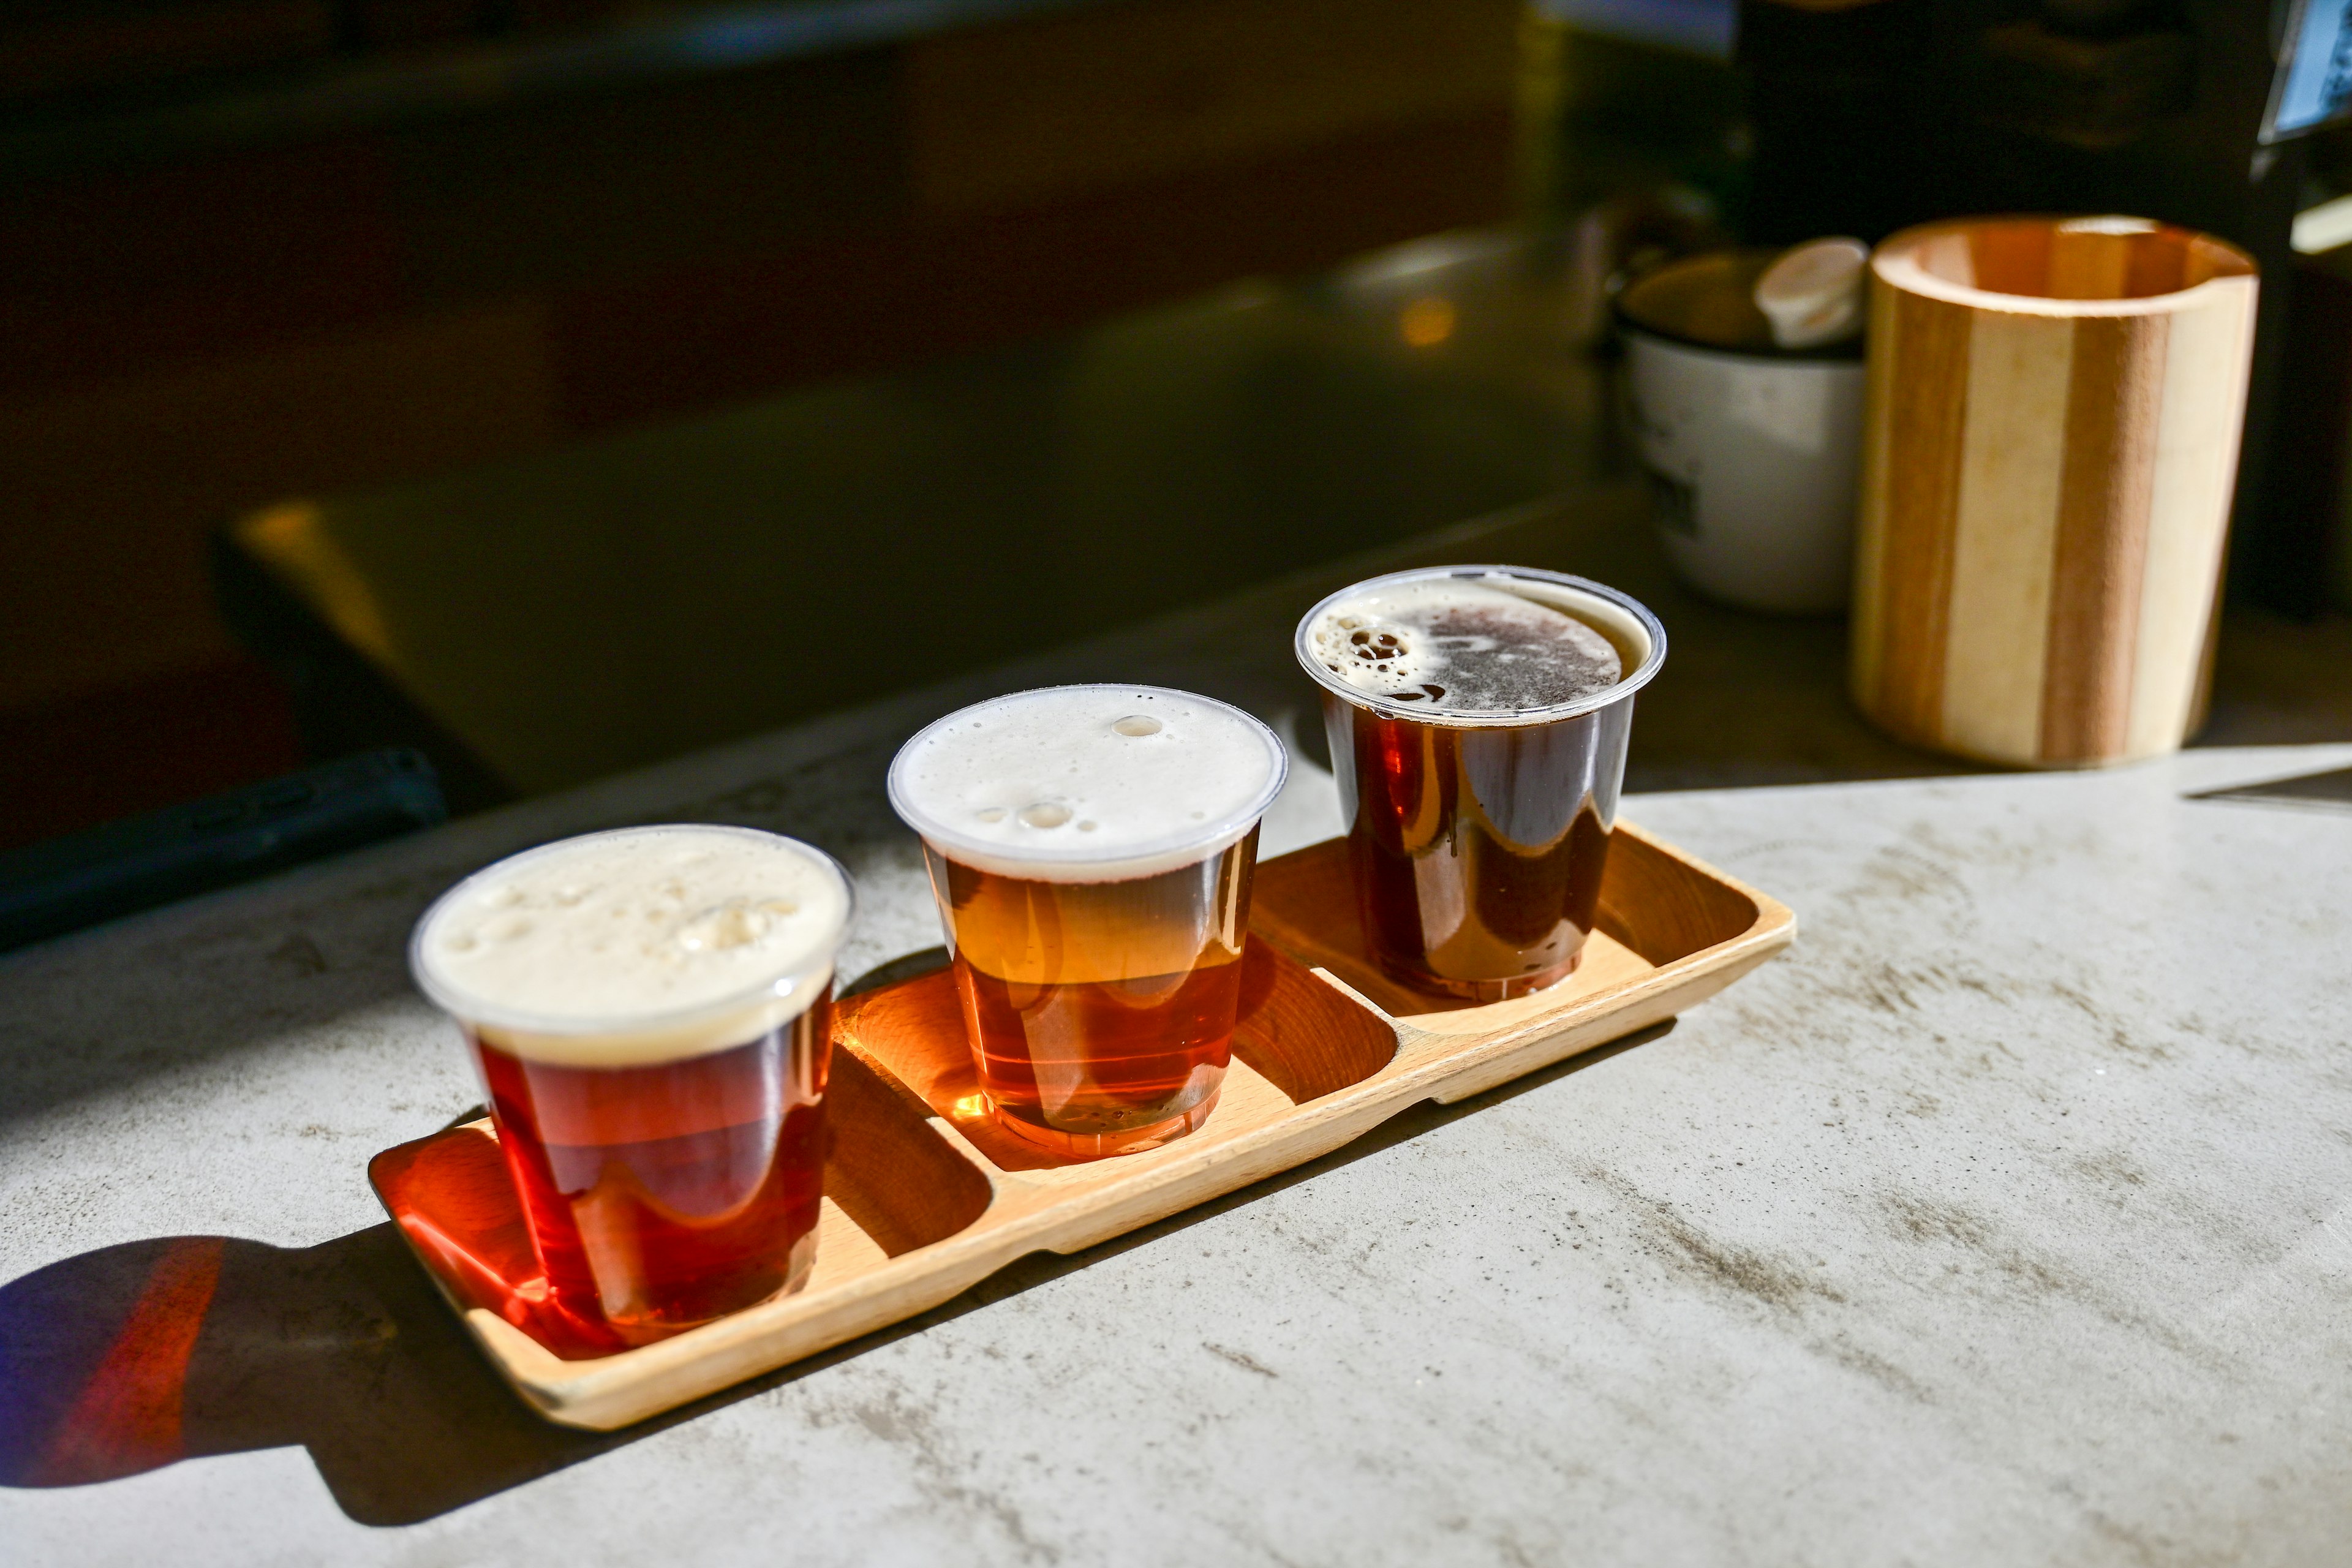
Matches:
[369,823,1793,1430]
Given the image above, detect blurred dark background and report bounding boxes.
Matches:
[2,0,1528,848]
[2,0,2349,870]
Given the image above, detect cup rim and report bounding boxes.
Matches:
[886,684,1291,881]
[1613,248,1866,363]
[1871,214,2260,318]
[408,823,857,1039]
[1292,565,1668,727]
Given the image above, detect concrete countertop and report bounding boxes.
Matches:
[5,509,2350,1563]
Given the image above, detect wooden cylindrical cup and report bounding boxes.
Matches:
[1850,216,2258,767]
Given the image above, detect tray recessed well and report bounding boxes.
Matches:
[370,823,1794,1430]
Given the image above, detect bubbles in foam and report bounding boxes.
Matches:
[1305,578,1622,715]
[413,826,851,1036]
[888,686,1287,882]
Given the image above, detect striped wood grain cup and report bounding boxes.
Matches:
[1850,216,2258,767]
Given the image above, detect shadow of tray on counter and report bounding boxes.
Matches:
[369,823,1795,1430]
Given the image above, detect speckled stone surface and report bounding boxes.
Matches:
[4,551,2350,1561]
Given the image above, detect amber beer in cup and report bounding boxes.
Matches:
[1295,567,1665,1002]
[888,686,1289,1159]
[410,824,854,1344]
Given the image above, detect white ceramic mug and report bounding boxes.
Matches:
[1618,251,1866,614]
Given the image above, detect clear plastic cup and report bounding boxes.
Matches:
[888,685,1288,1158]
[410,824,854,1343]
[1295,566,1665,1002]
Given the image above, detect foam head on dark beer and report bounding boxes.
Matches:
[1298,571,1665,728]
[1305,576,1635,716]
[888,686,1289,883]
[410,825,851,1066]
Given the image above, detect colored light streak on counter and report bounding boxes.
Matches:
[0,1237,222,1487]
[369,1124,628,1359]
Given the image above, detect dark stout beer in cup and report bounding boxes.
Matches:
[888,687,1287,1159]
[1295,568,1665,1003]
[410,825,854,1344]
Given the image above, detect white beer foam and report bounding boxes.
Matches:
[411,825,851,1066]
[1304,577,1623,715]
[889,686,1287,883]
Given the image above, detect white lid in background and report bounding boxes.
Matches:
[1755,237,1871,350]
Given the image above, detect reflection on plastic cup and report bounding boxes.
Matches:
[410,825,854,1343]
[1295,567,1665,1003]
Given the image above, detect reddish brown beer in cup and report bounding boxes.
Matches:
[1295,567,1665,1003]
[411,825,854,1344]
[466,1008,832,1338]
